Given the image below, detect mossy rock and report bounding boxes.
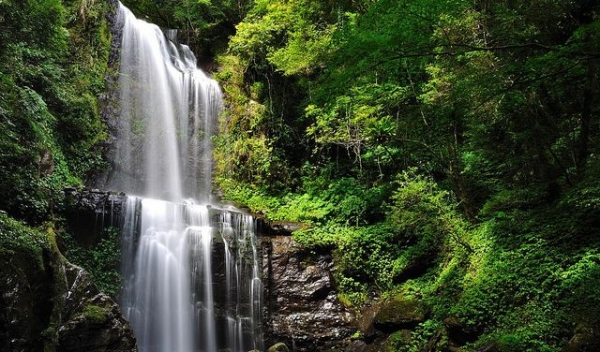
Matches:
[0,213,63,352]
[83,304,109,324]
[372,295,430,333]
[563,322,600,352]
[267,342,290,352]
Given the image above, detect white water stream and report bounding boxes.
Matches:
[108,4,263,351]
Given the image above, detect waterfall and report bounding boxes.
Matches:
[107,3,219,203]
[109,3,263,351]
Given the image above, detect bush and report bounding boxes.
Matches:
[59,227,122,297]
[0,212,50,267]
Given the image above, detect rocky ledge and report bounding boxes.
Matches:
[0,226,136,352]
[261,234,356,351]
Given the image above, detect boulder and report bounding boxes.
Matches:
[0,246,60,351]
[0,222,136,352]
[267,342,290,352]
[563,322,600,352]
[443,316,479,346]
[372,295,429,333]
[57,263,136,352]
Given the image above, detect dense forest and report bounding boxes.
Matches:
[1,0,600,351]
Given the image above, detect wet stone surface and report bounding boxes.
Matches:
[261,235,356,351]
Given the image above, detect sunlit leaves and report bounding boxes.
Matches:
[229,0,337,74]
[306,83,406,158]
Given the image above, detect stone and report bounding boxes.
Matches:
[57,263,137,352]
[477,341,500,352]
[262,235,356,351]
[0,246,59,351]
[380,329,414,351]
[266,221,306,236]
[0,234,136,352]
[357,303,380,340]
[267,342,290,352]
[345,338,386,352]
[443,316,479,346]
[372,295,429,333]
[39,149,55,175]
[63,188,128,247]
[563,322,600,352]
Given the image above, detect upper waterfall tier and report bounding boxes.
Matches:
[106,4,222,203]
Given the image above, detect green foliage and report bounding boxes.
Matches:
[306,84,407,174]
[229,0,336,75]
[291,173,468,292]
[214,0,600,350]
[558,251,600,324]
[334,224,403,291]
[0,0,112,223]
[363,316,444,352]
[60,227,122,297]
[0,212,50,267]
[2,0,599,350]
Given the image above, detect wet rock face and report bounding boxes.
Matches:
[93,0,124,190]
[57,263,136,352]
[0,246,136,352]
[262,235,355,351]
[0,248,57,352]
[63,188,128,246]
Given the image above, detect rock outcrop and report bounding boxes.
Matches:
[57,263,136,352]
[0,211,136,352]
[0,234,61,351]
[261,234,356,351]
[0,239,136,352]
[63,188,128,246]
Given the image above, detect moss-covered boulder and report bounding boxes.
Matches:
[267,342,290,352]
[372,295,430,333]
[57,263,136,352]
[563,322,600,352]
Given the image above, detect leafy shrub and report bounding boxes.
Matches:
[59,227,122,297]
[0,212,50,267]
[0,0,111,224]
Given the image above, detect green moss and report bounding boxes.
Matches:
[374,295,429,327]
[83,304,108,324]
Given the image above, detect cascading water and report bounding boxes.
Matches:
[108,3,263,351]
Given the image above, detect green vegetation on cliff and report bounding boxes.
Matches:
[0,0,113,223]
[208,0,600,350]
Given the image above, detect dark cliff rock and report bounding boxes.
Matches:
[57,263,136,352]
[262,235,355,351]
[0,239,62,351]
[94,0,124,189]
[0,212,136,352]
[63,188,128,246]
